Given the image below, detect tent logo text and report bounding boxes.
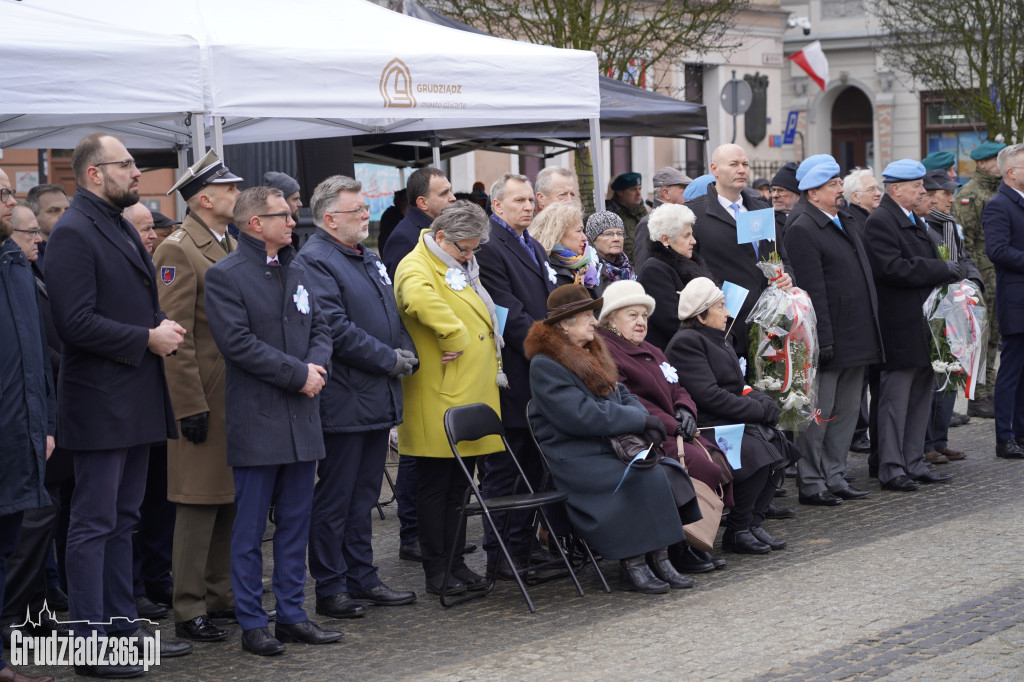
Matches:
[380,58,416,108]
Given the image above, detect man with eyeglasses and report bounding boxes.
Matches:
[152,149,241,644]
[293,175,418,621]
[25,184,69,263]
[44,133,192,677]
[632,166,691,273]
[205,186,339,656]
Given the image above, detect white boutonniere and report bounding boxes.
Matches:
[376,260,392,286]
[293,284,310,314]
[659,362,678,383]
[544,261,558,284]
[445,268,469,291]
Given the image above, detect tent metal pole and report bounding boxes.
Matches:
[189,112,205,165]
[431,135,441,167]
[174,146,189,219]
[588,117,603,213]
[211,116,224,157]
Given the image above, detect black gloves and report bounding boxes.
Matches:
[819,344,834,365]
[946,259,964,283]
[761,400,781,426]
[180,412,209,444]
[642,415,667,447]
[674,406,697,441]
[388,348,419,378]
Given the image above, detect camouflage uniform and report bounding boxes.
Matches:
[953,167,1001,399]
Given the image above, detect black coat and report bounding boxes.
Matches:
[863,194,952,369]
[631,198,664,275]
[637,243,714,350]
[984,183,1024,336]
[688,185,791,360]
[782,199,883,370]
[45,188,176,451]
[846,203,870,240]
[381,205,432,278]
[476,217,557,427]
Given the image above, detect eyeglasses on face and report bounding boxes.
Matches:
[452,241,482,254]
[95,159,137,170]
[257,212,292,220]
[329,204,370,216]
[0,188,16,203]
[597,230,625,238]
[13,228,41,237]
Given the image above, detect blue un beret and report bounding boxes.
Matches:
[922,151,955,172]
[797,155,841,190]
[610,172,642,191]
[970,141,1006,161]
[795,154,834,182]
[882,159,927,182]
[683,174,716,202]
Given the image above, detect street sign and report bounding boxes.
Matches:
[720,79,753,116]
[783,110,799,144]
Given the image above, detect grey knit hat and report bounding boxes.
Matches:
[585,211,624,242]
[263,171,300,198]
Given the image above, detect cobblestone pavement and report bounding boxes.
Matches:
[20,415,1024,680]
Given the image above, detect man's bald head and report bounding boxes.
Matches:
[709,144,750,201]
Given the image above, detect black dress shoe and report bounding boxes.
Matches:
[694,548,726,570]
[275,620,343,645]
[881,475,920,492]
[843,474,856,483]
[424,574,467,596]
[241,627,285,656]
[798,491,843,506]
[721,529,771,554]
[462,542,478,555]
[349,582,416,606]
[122,625,193,658]
[134,595,167,620]
[485,557,537,581]
[207,608,238,624]
[618,555,670,594]
[316,593,367,619]
[645,548,694,589]
[914,471,953,484]
[45,585,68,611]
[398,543,422,561]
[452,566,489,591]
[147,586,174,607]
[749,526,786,550]
[949,411,970,427]
[996,439,1024,459]
[764,503,796,519]
[74,662,145,678]
[668,543,714,574]
[831,486,871,500]
[175,615,229,642]
[849,434,871,453]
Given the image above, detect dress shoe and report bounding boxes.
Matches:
[881,475,920,492]
[949,411,970,427]
[798,491,843,506]
[122,626,193,658]
[849,434,871,453]
[924,449,949,464]
[831,486,871,500]
[349,582,416,606]
[452,566,489,591]
[147,586,173,607]
[764,503,796,519]
[773,487,788,497]
[667,543,714,574]
[749,526,786,550]
[398,543,422,561]
[274,620,343,645]
[462,542,478,555]
[0,665,53,682]
[134,595,167,620]
[45,584,68,611]
[618,555,670,594]
[645,548,694,589]
[694,548,726,570]
[73,662,145,679]
[316,593,367,619]
[997,439,1024,459]
[914,471,953,484]
[721,529,771,554]
[241,627,285,656]
[424,574,467,596]
[485,557,537,581]
[937,447,966,461]
[967,397,994,418]
[175,615,229,642]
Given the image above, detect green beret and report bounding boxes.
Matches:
[611,172,642,191]
[970,141,1006,161]
[922,151,955,171]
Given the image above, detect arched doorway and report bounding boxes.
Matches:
[831,87,873,175]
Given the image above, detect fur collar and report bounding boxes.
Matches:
[525,321,619,396]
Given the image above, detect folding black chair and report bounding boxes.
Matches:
[525,401,611,594]
[442,403,585,613]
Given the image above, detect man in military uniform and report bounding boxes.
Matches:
[154,149,242,643]
[606,172,648,259]
[953,140,1006,418]
[922,150,957,181]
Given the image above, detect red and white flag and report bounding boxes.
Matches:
[787,40,829,91]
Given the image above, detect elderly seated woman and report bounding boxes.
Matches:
[531,202,599,291]
[585,211,634,295]
[665,278,792,555]
[595,280,731,573]
[637,203,715,350]
[526,284,703,594]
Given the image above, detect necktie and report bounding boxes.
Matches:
[268,257,279,267]
[221,237,231,254]
[832,216,843,231]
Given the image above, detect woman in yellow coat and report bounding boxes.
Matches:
[394,200,505,597]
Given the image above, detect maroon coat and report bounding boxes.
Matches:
[598,327,733,507]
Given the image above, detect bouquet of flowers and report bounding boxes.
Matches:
[746,256,820,431]
[923,280,988,398]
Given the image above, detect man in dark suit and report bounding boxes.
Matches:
[475,172,557,579]
[983,143,1024,459]
[863,159,962,492]
[205,186,340,657]
[45,133,192,676]
[783,155,881,506]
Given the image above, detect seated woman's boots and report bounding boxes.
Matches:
[646,548,694,589]
[750,525,787,550]
[668,542,715,573]
[721,528,771,554]
[619,555,670,594]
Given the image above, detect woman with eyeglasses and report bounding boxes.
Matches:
[393,200,505,598]
[584,211,635,296]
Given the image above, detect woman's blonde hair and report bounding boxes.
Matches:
[531,201,584,253]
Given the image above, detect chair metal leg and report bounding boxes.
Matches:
[479,506,536,613]
[536,509,584,597]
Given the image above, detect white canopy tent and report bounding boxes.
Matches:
[0,0,605,205]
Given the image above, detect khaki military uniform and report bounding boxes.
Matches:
[953,168,1001,399]
[606,198,648,261]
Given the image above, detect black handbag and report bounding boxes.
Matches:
[606,433,663,469]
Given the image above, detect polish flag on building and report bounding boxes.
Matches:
[787,41,829,91]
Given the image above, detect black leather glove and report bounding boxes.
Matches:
[819,344,834,365]
[761,400,781,426]
[642,415,667,447]
[673,406,697,441]
[945,259,964,283]
[180,412,209,444]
